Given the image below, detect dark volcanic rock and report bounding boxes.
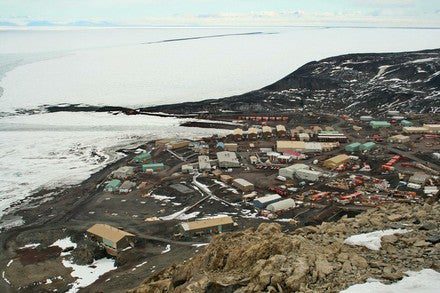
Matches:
[141,49,440,115]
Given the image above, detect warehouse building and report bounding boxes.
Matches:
[133,152,151,163]
[345,142,361,152]
[217,151,240,168]
[389,134,410,144]
[198,155,211,171]
[323,154,350,169]
[424,124,440,134]
[266,198,296,212]
[317,133,348,142]
[179,216,235,237]
[276,125,287,137]
[359,142,376,151]
[295,169,321,181]
[370,121,391,129]
[87,224,135,254]
[112,166,135,179]
[104,179,121,192]
[232,178,254,192]
[277,141,305,152]
[224,143,238,152]
[142,163,165,172]
[253,194,282,209]
[279,164,309,179]
[304,142,322,153]
[403,126,429,134]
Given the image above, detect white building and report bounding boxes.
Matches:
[279,164,309,179]
[266,198,296,212]
[295,169,321,181]
[253,194,282,209]
[298,133,310,141]
[198,155,211,171]
[217,151,240,168]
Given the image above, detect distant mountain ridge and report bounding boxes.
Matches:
[142,48,440,115]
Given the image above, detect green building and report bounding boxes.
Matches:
[320,130,340,135]
[359,142,377,151]
[400,120,413,127]
[345,142,361,152]
[370,121,391,129]
[133,152,152,163]
[104,179,121,192]
[142,163,165,172]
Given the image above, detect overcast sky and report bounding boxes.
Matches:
[1,0,439,27]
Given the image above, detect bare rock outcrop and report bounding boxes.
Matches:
[131,203,440,292]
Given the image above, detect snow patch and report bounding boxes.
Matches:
[344,229,409,251]
[341,269,440,293]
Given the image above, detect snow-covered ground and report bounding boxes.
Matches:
[341,269,440,293]
[0,112,226,228]
[344,229,410,251]
[1,27,440,111]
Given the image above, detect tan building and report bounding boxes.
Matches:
[87,224,135,254]
[166,140,190,150]
[291,126,305,135]
[298,133,310,141]
[179,216,235,237]
[232,178,254,192]
[389,134,410,143]
[247,127,258,140]
[276,125,287,137]
[233,128,243,140]
[311,126,322,134]
[323,154,350,169]
[403,126,429,134]
[155,139,172,147]
[423,124,440,134]
[262,126,273,138]
[224,143,238,152]
[220,174,233,184]
[277,141,305,152]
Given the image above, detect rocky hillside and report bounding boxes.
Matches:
[131,202,439,292]
[142,49,440,115]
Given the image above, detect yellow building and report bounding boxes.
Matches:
[323,154,350,169]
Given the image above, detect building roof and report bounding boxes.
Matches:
[180,216,234,231]
[233,128,243,135]
[87,224,134,243]
[276,125,286,132]
[106,179,121,188]
[254,194,282,204]
[120,181,135,189]
[262,126,272,133]
[217,151,239,163]
[233,178,253,187]
[325,154,350,164]
[248,127,258,134]
[267,198,296,211]
[277,141,305,150]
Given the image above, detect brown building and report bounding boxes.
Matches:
[87,224,135,255]
[232,178,254,192]
[323,154,350,169]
